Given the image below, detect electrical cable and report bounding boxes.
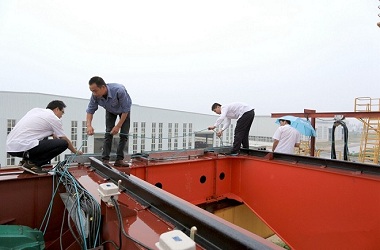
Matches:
[104,127,233,160]
[38,126,228,248]
[101,240,119,250]
[108,128,210,140]
[39,137,188,249]
[39,145,102,250]
[60,202,68,250]
[110,197,154,250]
[331,120,349,161]
[212,129,224,147]
[106,127,234,147]
[112,196,122,250]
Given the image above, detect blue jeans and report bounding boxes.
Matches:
[102,111,130,161]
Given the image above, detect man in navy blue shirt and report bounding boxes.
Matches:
[86,76,132,167]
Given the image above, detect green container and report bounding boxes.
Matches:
[0,225,45,250]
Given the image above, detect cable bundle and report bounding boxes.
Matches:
[40,159,102,249]
[331,120,349,161]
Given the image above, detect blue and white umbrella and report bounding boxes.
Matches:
[275,115,316,137]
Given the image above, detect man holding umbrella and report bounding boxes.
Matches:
[272,119,301,154]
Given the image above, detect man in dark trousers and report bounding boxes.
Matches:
[86,76,132,167]
[7,100,82,174]
[208,102,255,155]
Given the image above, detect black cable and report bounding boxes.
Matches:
[331,120,349,161]
[54,163,102,249]
[112,196,122,250]
[110,197,154,250]
[101,240,119,250]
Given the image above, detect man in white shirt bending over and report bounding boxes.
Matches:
[272,119,301,154]
[208,102,255,155]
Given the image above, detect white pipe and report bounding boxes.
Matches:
[190,226,197,241]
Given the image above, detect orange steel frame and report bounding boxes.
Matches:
[132,158,234,204]
[2,150,379,249]
[0,161,280,250]
[0,169,204,250]
[129,153,380,250]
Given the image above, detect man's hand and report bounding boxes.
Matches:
[216,131,223,137]
[110,125,121,135]
[87,125,94,135]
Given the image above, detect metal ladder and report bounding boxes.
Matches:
[355,97,380,164]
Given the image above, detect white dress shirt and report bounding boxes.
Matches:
[6,108,66,152]
[214,102,253,131]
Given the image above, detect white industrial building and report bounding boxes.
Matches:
[0,91,344,167]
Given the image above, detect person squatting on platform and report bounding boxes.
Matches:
[6,100,82,174]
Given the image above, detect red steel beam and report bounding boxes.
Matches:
[129,154,380,250]
[237,157,380,250]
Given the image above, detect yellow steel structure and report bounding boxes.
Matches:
[355,97,380,164]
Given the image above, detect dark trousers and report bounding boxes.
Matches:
[103,111,130,161]
[232,109,255,153]
[8,139,68,166]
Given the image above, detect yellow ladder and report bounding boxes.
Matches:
[355,97,380,164]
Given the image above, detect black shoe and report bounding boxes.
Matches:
[228,151,239,156]
[22,161,48,175]
[40,163,53,169]
[114,160,129,167]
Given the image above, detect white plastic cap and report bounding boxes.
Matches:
[155,230,196,250]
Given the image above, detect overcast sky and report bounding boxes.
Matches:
[0,0,379,116]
